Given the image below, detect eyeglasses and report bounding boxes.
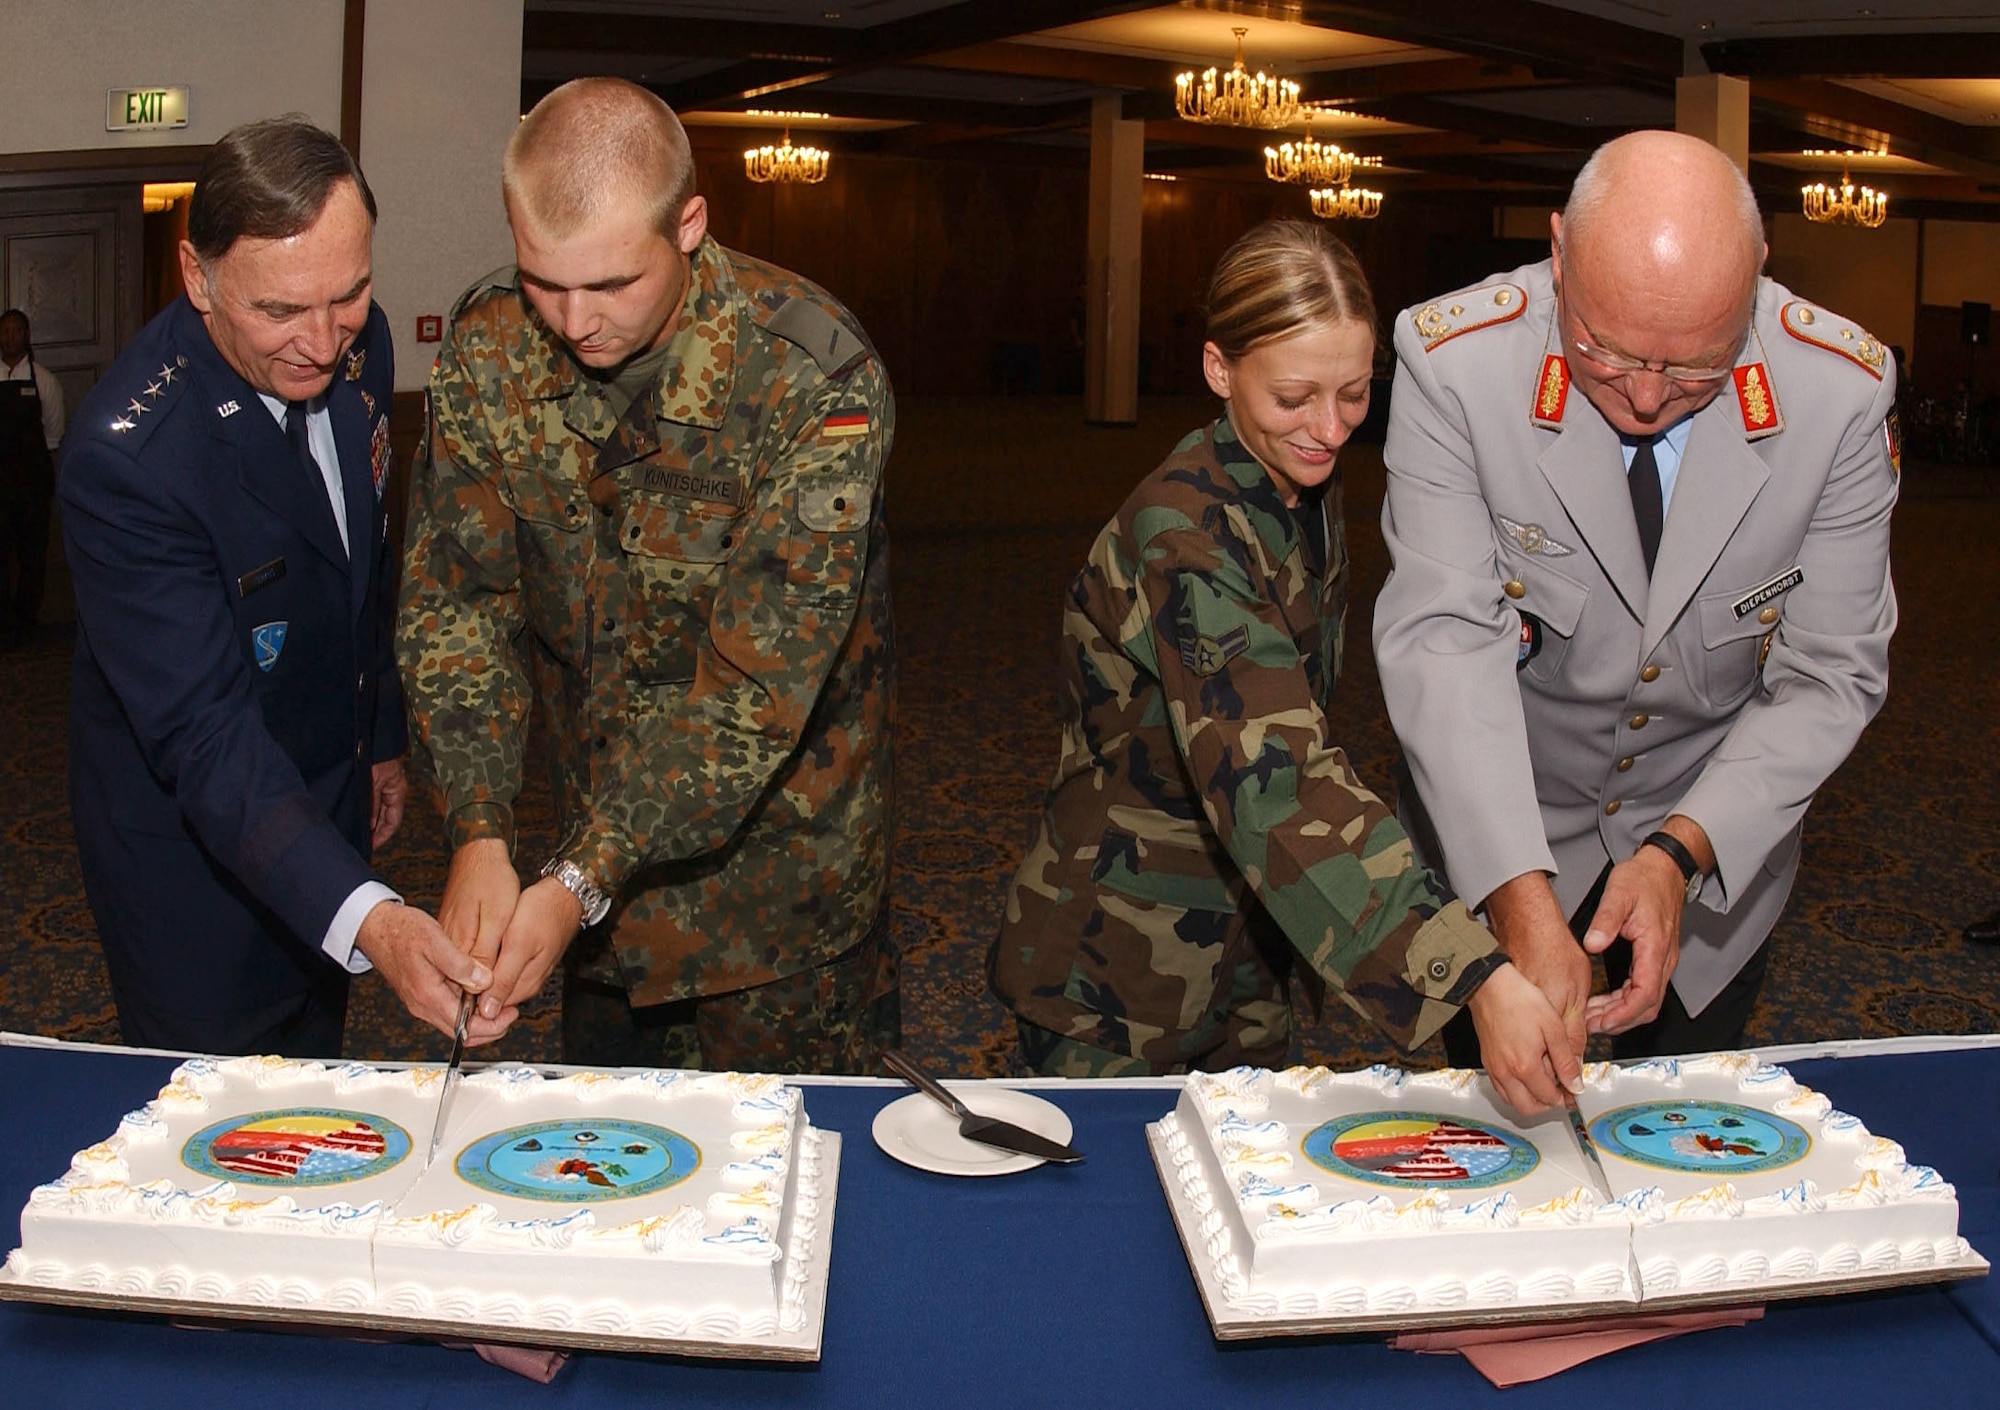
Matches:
[1555,280,1742,386]
[1568,332,1737,385]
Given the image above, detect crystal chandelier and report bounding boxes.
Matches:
[744,127,829,184]
[1175,27,1301,130]
[1801,167,1886,227]
[1311,186,1383,220]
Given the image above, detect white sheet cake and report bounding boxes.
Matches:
[6,1056,832,1341]
[1154,1053,1975,1321]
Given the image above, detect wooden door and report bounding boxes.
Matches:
[0,183,144,439]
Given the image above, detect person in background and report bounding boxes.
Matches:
[990,219,1579,1114]
[1374,131,1898,1062]
[60,116,499,1056]
[401,78,898,1074]
[0,308,64,649]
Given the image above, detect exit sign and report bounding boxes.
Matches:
[107,87,189,131]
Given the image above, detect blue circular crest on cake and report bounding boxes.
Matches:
[1588,1100,1810,1175]
[1301,1111,1540,1189]
[454,1120,700,1202]
[181,1108,412,1186]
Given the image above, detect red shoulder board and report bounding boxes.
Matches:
[1530,354,1569,429]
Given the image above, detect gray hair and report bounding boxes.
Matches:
[187,115,375,264]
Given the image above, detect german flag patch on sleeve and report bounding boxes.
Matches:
[822,407,870,439]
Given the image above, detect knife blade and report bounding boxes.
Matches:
[881,1048,1083,1165]
[424,988,473,1170]
[1564,1096,1617,1205]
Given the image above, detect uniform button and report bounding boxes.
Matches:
[1617,756,1634,772]
[356,672,367,692]
[1629,712,1649,729]
[1428,958,1451,982]
[1640,664,1661,683]
[595,736,609,751]
[355,740,367,760]
[1503,580,1526,600]
[1758,606,1779,624]
[832,496,847,511]
[598,501,614,517]
[1605,799,1622,816]
[563,504,579,519]
[600,618,614,633]
[720,533,733,549]
[626,525,641,542]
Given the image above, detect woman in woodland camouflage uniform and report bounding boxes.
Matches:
[988,220,1578,1113]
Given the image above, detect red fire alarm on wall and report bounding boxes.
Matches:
[416,315,443,343]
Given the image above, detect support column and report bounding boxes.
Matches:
[1085,94,1144,425]
[1675,75,1750,173]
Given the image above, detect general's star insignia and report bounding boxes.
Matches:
[143,381,163,400]
[156,363,177,387]
[125,398,149,420]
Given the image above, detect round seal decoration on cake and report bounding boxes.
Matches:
[1588,1101,1810,1175]
[182,1108,412,1187]
[454,1120,700,1202]
[1301,1111,1540,1189]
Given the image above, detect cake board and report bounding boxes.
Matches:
[0,1131,840,1363]
[1144,1121,1988,1342]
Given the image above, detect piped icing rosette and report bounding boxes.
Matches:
[1186,1067,1272,1117]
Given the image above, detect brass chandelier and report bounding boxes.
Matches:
[1801,167,1887,227]
[1264,119,1379,188]
[1175,27,1302,130]
[744,127,829,184]
[1310,186,1383,220]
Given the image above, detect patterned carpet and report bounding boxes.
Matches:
[3,394,1996,1076]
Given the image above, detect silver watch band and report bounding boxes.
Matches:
[541,857,611,927]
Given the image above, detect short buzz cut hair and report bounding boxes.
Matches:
[503,78,698,240]
[186,114,376,264]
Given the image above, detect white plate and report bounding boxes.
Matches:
[871,1086,1075,1177]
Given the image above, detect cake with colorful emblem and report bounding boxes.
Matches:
[1577,1052,1969,1295]
[1152,1053,1975,1323]
[6,1057,833,1344]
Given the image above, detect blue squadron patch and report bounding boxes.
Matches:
[1179,624,1249,677]
[252,621,289,672]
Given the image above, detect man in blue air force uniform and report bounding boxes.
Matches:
[60,116,506,1055]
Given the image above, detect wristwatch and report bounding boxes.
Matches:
[1641,831,1704,904]
[541,856,612,927]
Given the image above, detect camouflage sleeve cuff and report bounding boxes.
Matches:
[448,801,515,852]
[562,825,643,901]
[1404,901,1507,1047]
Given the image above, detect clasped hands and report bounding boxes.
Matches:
[353,837,584,1047]
[1469,820,1710,1115]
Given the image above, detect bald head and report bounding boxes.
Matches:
[504,77,697,240]
[1561,130,1763,309]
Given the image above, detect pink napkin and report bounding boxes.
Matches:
[1390,1305,1763,1387]
[441,1339,574,1383]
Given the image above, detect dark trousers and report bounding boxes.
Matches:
[1443,868,1771,1064]
[561,918,901,1074]
[112,969,350,1058]
[1,476,51,643]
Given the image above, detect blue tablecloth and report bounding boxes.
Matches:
[2,1043,1995,1407]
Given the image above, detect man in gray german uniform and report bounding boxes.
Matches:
[1374,131,1898,1060]
[398,78,896,1070]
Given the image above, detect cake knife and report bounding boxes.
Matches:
[423,988,473,1170]
[881,1049,1083,1165]
[1564,1095,1618,1205]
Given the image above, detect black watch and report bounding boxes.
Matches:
[1641,831,1703,904]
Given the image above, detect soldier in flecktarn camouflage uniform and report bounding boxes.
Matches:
[992,222,1578,1112]
[398,78,896,1073]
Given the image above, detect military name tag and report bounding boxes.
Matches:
[639,464,745,507]
[1732,567,1803,619]
[237,557,287,598]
